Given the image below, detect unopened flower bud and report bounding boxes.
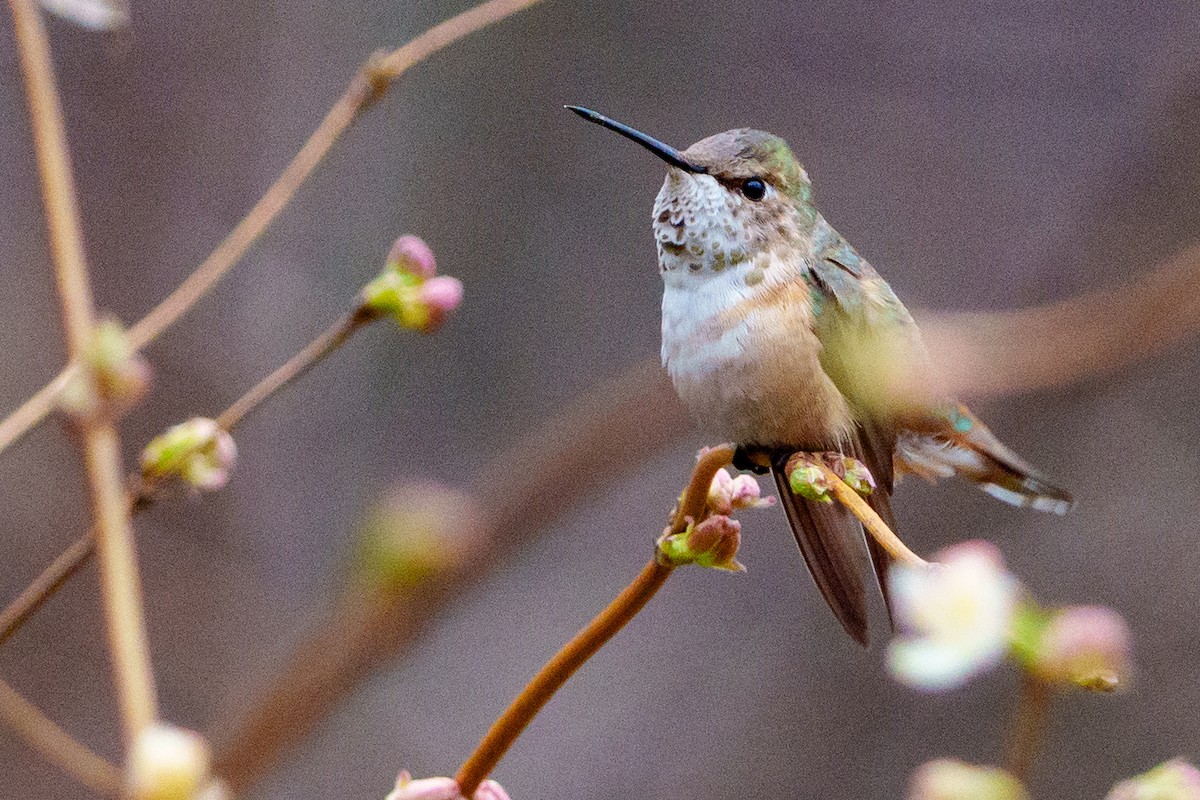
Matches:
[416,276,464,333]
[840,457,876,496]
[362,236,462,334]
[141,418,237,491]
[1034,605,1132,692]
[908,759,1028,800]
[729,473,773,511]
[126,723,211,800]
[61,318,150,419]
[355,484,484,592]
[786,453,833,503]
[1105,759,1200,800]
[387,235,437,279]
[659,515,744,572]
[706,468,736,516]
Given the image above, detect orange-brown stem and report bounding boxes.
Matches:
[453,445,733,796]
[670,443,736,535]
[454,559,672,797]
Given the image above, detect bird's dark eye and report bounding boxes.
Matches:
[741,178,766,201]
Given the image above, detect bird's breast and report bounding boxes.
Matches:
[661,265,854,448]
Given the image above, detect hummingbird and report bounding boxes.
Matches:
[568,105,1074,646]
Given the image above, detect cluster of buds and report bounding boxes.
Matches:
[1015,604,1132,692]
[657,455,773,572]
[706,467,774,516]
[384,771,510,800]
[785,451,875,502]
[126,723,223,800]
[140,418,237,492]
[60,318,151,421]
[907,759,1028,800]
[353,483,485,592]
[361,235,463,334]
[886,541,1132,694]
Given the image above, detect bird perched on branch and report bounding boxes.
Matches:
[569,106,1073,645]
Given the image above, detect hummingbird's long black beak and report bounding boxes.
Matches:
[566,106,707,174]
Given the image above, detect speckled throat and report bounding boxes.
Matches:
[652,168,819,281]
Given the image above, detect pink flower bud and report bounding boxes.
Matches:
[686,515,744,571]
[388,235,437,279]
[141,418,237,492]
[1034,605,1132,691]
[419,276,464,316]
[729,474,772,509]
[706,468,735,516]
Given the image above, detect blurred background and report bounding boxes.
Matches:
[2,1,1199,797]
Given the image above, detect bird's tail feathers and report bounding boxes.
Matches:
[770,453,873,646]
[896,409,1074,515]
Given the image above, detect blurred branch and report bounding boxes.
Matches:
[0,0,545,459]
[0,677,122,796]
[921,242,1200,398]
[9,0,157,743]
[209,362,690,792]
[1007,672,1051,784]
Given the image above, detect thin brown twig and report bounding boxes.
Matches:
[453,446,733,797]
[9,0,157,744]
[217,306,378,430]
[0,0,545,460]
[814,462,927,567]
[0,534,94,648]
[0,676,122,796]
[0,306,382,647]
[670,444,736,535]
[455,560,673,796]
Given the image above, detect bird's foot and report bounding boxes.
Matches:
[731,445,772,475]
